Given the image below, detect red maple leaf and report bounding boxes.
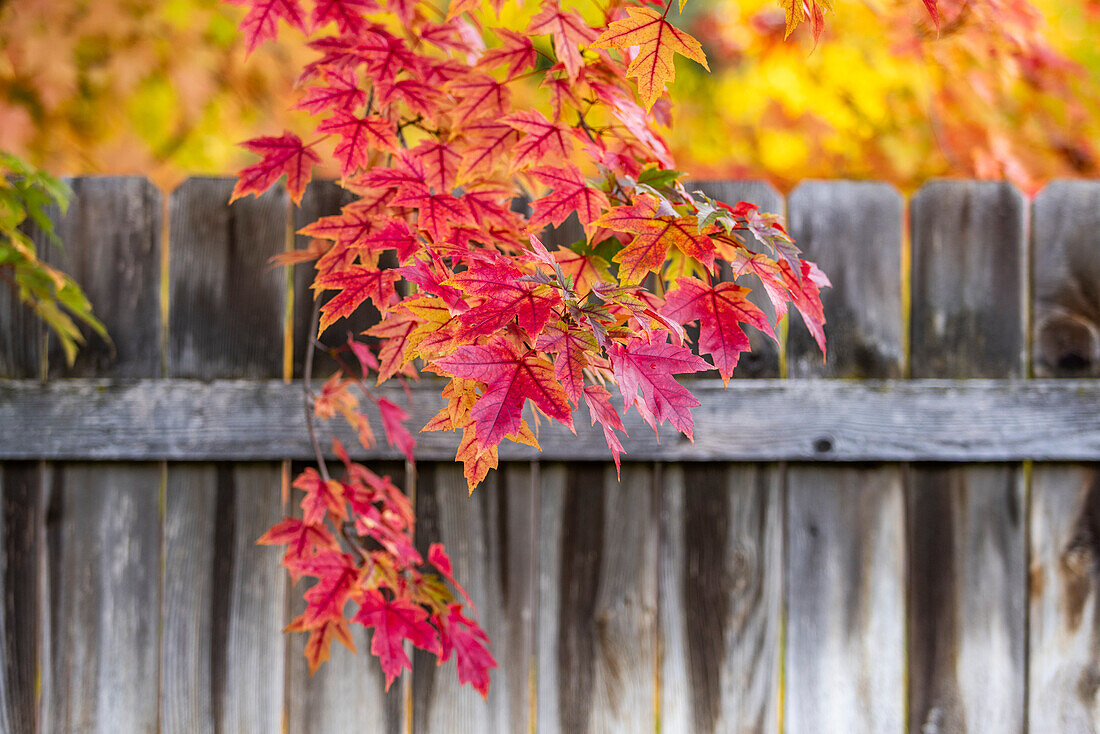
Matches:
[317,113,398,174]
[609,335,710,439]
[528,164,610,230]
[503,110,575,171]
[389,185,474,242]
[299,550,359,626]
[435,337,574,449]
[582,384,627,474]
[231,132,320,205]
[428,543,476,612]
[450,260,562,340]
[313,266,399,333]
[295,70,368,114]
[378,397,416,462]
[781,259,830,357]
[294,467,349,524]
[661,276,775,384]
[526,0,598,80]
[310,0,376,34]
[229,0,307,53]
[535,320,597,403]
[437,604,497,698]
[354,589,442,690]
[477,29,537,80]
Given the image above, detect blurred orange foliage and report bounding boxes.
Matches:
[1,0,1097,192]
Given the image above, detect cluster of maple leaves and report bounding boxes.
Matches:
[232,0,829,696]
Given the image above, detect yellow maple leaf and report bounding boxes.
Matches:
[592,7,709,110]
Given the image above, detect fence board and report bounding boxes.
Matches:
[536,463,657,733]
[658,463,781,734]
[411,463,534,733]
[785,465,906,733]
[784,180,907,734]
[43,463,161,734]
[1032,181,1100,377]
[0,464,44,734]
[1028,466,1100,733]
[162,178,290,731]
[1029,180,1100,733]
[45,177,162,379]
[909,180,1028,734]
[168,177,287,379]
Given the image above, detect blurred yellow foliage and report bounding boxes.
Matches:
[1,0,1097,192]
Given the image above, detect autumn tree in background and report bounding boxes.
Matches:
[674,0,1100,191]
[3,0,1098,191]
[228,0,866,696]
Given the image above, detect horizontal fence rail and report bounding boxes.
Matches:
[3,378,1100,461]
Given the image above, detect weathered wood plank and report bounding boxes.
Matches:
[784,180,907,734]
[537,463,657,733]
[42,463,161,734]
[0,274,43,379]
[911,180,1028,379]
[695,180,785,378]
[1028,465,1100,733]
[658,463,781,734]
[1032,181,1100,377]
[787,181,905,378]
[168,177,287,379]
[786,465,906,733]
[159,464,287,734]
[40,177,163,378]
[908,180,1028,734]
[411,463,534,733]
[0,463,45,734]
[4,378,1100,461]
[162,177,291,731]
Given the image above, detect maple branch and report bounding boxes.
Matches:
[303,300,332,483]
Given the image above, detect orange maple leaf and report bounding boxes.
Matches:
[591,7,708,110]
[596,196,716,285]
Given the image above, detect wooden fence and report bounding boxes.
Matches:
[1,176,1099,733]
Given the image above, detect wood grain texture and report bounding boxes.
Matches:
[5,378,1100,462]
[785,465,906,734]
[42,463,161,734]
[907,465,1026,734]
[658,463,781,734]
[41,177,163,378]
[1028,465,1100,734]
[0,275,43,378]
[787,181,905,378]
[537,463,658,733]
[412,463,534,733]
[694,180,785,378]
[161,464,287,734]
[908,179,1028,734]
[168,177,288,378]
[911,180,1028,379]
[1032,181,1100,377]
[0,463,45,734]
